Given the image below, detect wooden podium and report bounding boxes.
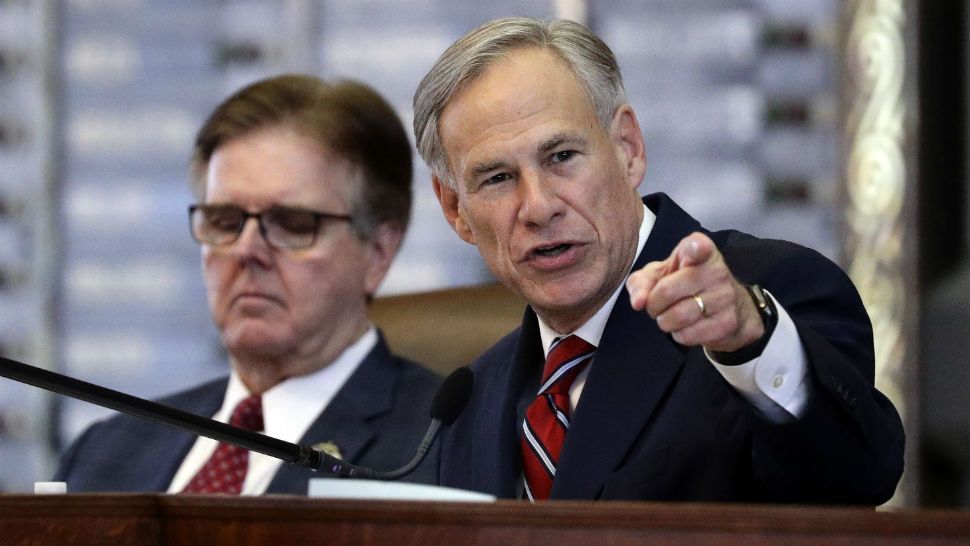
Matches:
[1,495,967,546]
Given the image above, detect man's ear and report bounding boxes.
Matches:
[364,222,404,295]
[363,222,404,296]
[610,104,647,191]
[432,174,476,245]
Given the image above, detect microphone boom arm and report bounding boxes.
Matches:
[0,355,362,477]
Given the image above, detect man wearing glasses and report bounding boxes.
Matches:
[54,75,442,494]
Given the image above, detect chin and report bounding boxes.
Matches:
[528,272,597,301]
[222,327,293,359]
[527,287,595,318]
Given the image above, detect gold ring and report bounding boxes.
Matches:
[693,294,706,317]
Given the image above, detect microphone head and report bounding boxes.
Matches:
[430,367,473,425]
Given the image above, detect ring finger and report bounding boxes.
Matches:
[656,292,711,334]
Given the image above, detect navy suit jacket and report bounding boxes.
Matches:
[55,334,442,493]
[439,193,904,503]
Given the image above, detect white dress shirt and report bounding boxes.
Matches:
[536,205,809,423]
[167,328,378,495]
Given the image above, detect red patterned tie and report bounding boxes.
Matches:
[182,394,263,494]
[520,335,595,501]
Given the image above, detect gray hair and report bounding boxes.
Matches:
[413,17,627,187]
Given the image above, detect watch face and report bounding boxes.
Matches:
[748,284,772,316]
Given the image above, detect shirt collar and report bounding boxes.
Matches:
[222,327,378,444]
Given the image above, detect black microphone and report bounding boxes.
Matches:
[0,355,472,480]
[360,365,472,480]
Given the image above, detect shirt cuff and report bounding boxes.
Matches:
[705,291,810,422]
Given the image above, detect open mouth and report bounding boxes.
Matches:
[532,243,573,258]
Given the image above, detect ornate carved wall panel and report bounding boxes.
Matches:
[843,0,918,506]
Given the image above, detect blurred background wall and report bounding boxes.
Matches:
[0,0,965,507]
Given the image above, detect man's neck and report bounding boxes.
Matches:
[534,202,654,349]
[231,320,370,394]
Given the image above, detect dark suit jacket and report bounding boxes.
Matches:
[55,334,442,493]
[439,193,905,504]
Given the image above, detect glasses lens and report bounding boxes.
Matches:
[191,205,244,244]
[262,207,320,248]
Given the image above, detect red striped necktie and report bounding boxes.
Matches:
[182,394,263,494]
[520,335,596,501]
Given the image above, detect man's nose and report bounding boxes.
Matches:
[231,217,273,260]
[517,171,564,228]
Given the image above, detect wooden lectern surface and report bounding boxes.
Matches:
[1,494,968,546]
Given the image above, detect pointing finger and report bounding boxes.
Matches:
[676,232,716,269]
[627,261,666,310]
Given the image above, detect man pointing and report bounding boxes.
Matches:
[413,17,904,503]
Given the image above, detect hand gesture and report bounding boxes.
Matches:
[626,232,764,353]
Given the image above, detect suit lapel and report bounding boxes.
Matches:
[267,337,398,493]
[468,307,543,498]
[150,379,227,491]
[148,429,200,491]
[551,193,703,499]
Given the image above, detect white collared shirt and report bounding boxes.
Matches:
[535,204,809,423]
[167,328,378,495]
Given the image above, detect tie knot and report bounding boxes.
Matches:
[230,394,264,432]
[540,335,595,394]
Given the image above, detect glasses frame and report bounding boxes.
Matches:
[188,203,353,250]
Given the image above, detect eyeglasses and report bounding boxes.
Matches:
[188,203,353,249]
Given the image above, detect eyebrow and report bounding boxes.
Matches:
[467,132,589,178]
[471,160,508,177]
[537,132,587,154]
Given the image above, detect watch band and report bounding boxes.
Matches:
[709,284,778,366]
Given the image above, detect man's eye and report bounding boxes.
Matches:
[270,211,318,234]
[484,173,512,186]
[553,150,575,163]
[206,211,241,231]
